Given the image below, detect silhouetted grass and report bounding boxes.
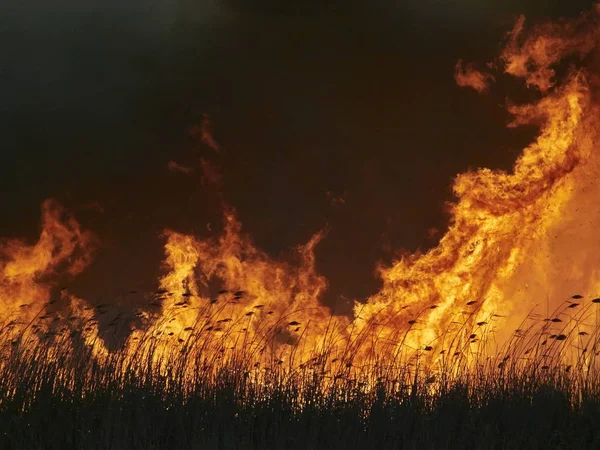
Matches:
[2,296,600,449]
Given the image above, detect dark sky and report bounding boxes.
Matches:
[1,0,597,310]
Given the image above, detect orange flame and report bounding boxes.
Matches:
[454,59,495,93]
[0,199,96,328]
[135,207,342,367]
[1,7,599,385]
[354,6,600,363]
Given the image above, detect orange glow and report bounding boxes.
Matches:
[0,199,96,329]
[129,207,345,372]
[454,59,494,93]
[1,7,600,389]
[351,6,600,369]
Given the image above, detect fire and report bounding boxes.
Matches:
[1,6,600,387]
[454,59,494,93]
[127,206,344,372]
[0,199,96,329]
[354,73,590,361]
[354,7,600,363]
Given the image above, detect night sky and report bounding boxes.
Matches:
[1,0,598,311]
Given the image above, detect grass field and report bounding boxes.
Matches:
[1,298,600,450]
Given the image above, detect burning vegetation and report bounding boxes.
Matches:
[2,6,600,449]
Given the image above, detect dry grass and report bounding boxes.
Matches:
[1,297,600,449]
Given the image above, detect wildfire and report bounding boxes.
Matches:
[0,199,96,328]
[1,6,600,387]
[126,208,342,370]
[351,7,600,365]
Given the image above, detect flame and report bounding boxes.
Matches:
[130,206,343,372]
[454,59,495,93]
[167,160,194,174]
[1,6,600,388]
[0,199,96,328]
[501,11,599,92]
[353,6,600,364]
[190,113,221,153]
